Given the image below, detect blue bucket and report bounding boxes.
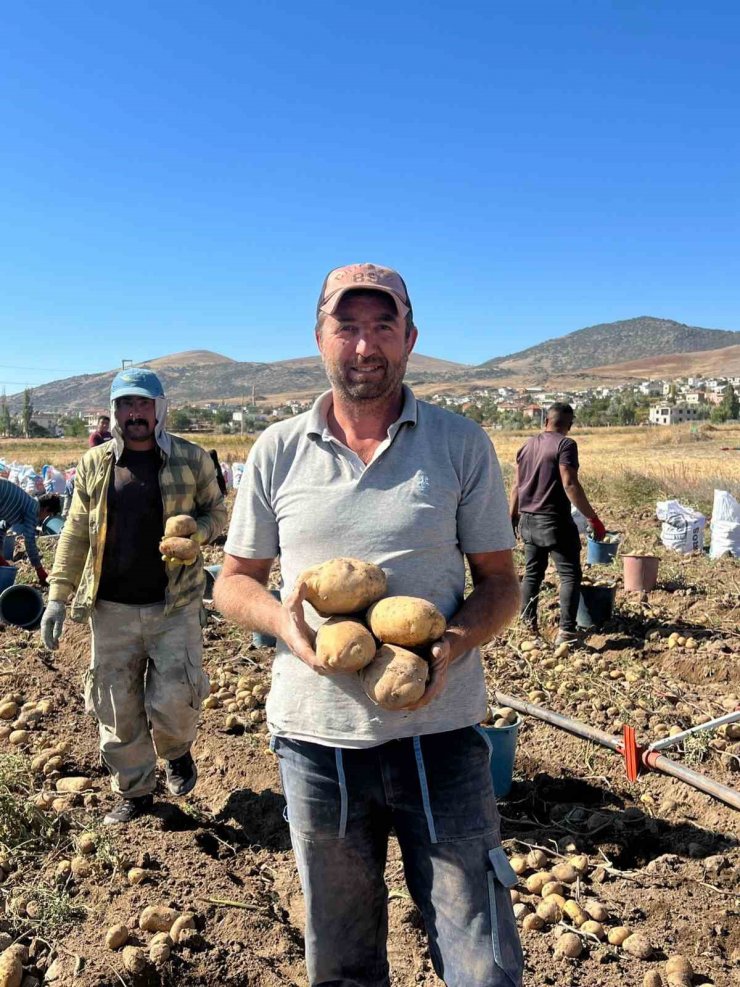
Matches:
[586,537,619,565]
[253,589,282,648]
[577,584,616,629]
[203,565,222,603]
[480,719,519,798]
[0,567,18,594]
[0,583,45,629]
[41,516,64,535]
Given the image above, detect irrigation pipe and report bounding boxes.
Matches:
[648,709,740,753]
[494,691,740,812]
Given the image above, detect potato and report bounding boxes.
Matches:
[555,932,583,958]
[665,955,693,986]
[525,870,554,894]
[569,854,589,875]
[149,941,171,965]
[105,925,129,950]
[584,900,609,922]
[122,946,147,974]
[541,881,566,899]
[536,900,562,925]
[164,515,197,538]
[360,645,428,710]
[367,596,446,648]
[622,933,653,960]
[522,913,545,932]
[608,926,632,946]
[159,536,198,563]
[551,862,578,884]
[55,777,92,793]
[580,920,605,940]
[0,945,24,987]
[170,914,196,944]
[300,558,387,615]
[139,905,180,933]
[563,900,587,927]
[510,856,528,875]
[526,849,549,869]
[316,618,377,672]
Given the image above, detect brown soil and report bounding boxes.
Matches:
[0,524,738,987]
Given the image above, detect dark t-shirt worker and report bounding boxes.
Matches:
[509,403,606,644]
[88,416,112,447]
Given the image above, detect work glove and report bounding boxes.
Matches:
[35,565,49,587]
[588,516,607,542]
[40,600,66,651]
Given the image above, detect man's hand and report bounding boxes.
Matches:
[510,512,520,538]
[405,637,452,710]
[40,601,65,650]
[159,536,202,566]
[279,581,325,673]
[588,516,607,541]
[0,554,11,568]
[35,565,49,587]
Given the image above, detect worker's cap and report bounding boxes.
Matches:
[110,368,165,402]
[316,263,412,320]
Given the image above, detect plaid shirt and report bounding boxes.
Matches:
[49,435,226,622]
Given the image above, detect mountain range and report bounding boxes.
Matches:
[7,316,739,412]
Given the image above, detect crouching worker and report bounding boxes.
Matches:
[39,369,226,824]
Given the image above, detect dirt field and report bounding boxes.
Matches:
[1,427,739,986]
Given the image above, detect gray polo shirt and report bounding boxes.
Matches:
[225,386,515,747]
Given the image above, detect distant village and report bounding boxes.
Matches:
[2,372,739,439]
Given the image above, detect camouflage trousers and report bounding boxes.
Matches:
[86,599,210,797]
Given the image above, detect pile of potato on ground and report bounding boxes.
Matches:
[507,847,697,984]
[301,558,446,709]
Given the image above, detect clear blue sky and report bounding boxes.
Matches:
[2,1,739,393]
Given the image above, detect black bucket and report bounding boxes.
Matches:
[576,585,616,629]
[0,584,45,629]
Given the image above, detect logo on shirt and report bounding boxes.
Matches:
[415,470,430,494]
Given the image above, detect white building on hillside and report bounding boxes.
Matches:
[649,404,702,426]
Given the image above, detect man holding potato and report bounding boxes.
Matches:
[40,368,226,824]
[216,264,524,986]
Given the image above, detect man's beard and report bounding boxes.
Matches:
[322,355,409,403]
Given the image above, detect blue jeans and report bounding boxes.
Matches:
[272,727,523,987]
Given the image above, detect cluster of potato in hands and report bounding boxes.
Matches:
[297,558,447,711]
[159,515,202,566]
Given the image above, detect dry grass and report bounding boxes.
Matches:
[3,422,739,517]
[490,422,740,515]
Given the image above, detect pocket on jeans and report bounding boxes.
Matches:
[272,737,346,842]
[486,846,524,985]
[416,728,500,843]
[185,647,210,709]
[83,667,97,716]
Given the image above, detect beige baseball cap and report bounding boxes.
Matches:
[316,263,412,319]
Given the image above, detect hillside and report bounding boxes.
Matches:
[8,349,471,412]
[479,317,739,377]
[583,342,740,380]
[9,317,740,412]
